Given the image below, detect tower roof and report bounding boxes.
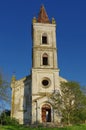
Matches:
[37,5,50,23]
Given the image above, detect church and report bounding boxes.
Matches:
[11,5,66,125]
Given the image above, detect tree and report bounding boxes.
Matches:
[0,73,11,114]
[51,81,86,125]
[0,109,19,125]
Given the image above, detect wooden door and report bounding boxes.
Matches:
[42,108,46,122]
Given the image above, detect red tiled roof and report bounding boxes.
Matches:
[37,5,50,23]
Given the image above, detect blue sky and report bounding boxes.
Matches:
[0,0,86,86]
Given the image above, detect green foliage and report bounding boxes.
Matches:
[51,81,86,125]
[0,124,86,130]
[0,73,10,102]
[0,116,19,126]
[0,73,11,118]
[0,111,19,125]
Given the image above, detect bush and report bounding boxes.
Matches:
[0,111,19,125]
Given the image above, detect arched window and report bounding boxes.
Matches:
[42,53,48,65]
[42,33,47,44]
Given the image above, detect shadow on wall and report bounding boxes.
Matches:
[23,75,32,125]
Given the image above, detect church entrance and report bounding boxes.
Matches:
[41,104,51,122]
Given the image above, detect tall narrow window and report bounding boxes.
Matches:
[42,53,48,65]
[42,33,47,44]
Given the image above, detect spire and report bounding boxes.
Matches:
[11,75,16,83]
[37,5,50,23]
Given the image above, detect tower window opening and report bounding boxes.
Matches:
[42,36,47,44]
[42,33,48,44]
[43,57,48,65]
[42,53,48,65]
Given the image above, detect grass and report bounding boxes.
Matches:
[0,124,86,130]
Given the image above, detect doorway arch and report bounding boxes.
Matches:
[41,104,51,122]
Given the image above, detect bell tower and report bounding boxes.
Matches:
[31,5,60,123]
[32,6,58,70]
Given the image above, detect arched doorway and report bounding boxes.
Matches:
[41,104,51,122]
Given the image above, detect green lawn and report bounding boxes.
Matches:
[0,124,86,130]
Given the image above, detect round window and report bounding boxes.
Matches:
[41,77,51,88]
[42,80,49,86]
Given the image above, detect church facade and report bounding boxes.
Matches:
[11,6,66,125]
